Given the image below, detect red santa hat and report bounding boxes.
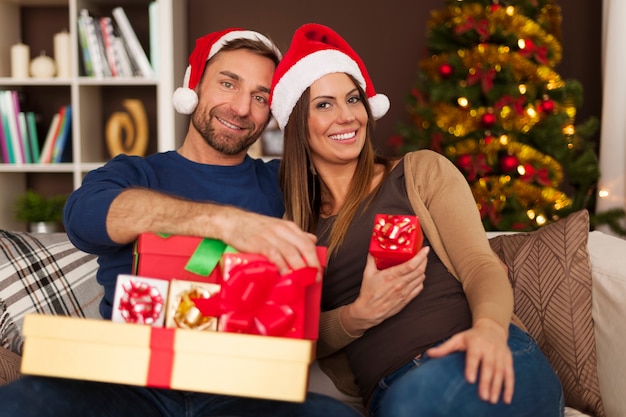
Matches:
[270,23,389,131]
[172,28,283,114]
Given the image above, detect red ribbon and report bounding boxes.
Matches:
[455,16,490,41]
[495,95,526,115]
[191,258,317,337]
[118,280,165,325]
[147,328,175,388]
[456,153,492,182]
[467,65,496,94]
[520,164,551,186]
[519,38,548,65]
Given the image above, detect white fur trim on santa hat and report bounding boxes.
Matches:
[173,66,198,114]
[369,94,390,120]
[272,50,366,131]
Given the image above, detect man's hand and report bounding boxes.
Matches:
[217,209,320,275]
[106,189,320,274]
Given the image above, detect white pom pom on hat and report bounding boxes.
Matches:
[172,28,283,114]
[270,23,390,131]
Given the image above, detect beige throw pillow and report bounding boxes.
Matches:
[488,210,604,417]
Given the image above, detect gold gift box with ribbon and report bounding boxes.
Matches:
[21,314,314,402]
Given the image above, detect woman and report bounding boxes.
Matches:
[270,23,564,417]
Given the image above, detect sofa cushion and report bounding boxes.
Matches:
[0,346,21,385]
[588,230,626,417]
[488,210,603,417]
[0,231,101,355]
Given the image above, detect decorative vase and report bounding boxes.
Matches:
[29,222,59,233]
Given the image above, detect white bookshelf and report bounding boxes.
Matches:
[0,0,188,231]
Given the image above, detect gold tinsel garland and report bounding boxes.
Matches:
[472,176,572,217]
[428,3,562,66]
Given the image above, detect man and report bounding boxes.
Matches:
[0,28,361,417]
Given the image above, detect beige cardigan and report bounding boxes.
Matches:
[317,150,516,397]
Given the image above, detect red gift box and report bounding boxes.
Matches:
[369,214,423,269]
[134,233,236,283]
[192,249,326,340]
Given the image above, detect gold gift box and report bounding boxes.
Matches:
[21,314,315,402]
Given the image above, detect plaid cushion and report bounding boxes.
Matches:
[0,231,102,355]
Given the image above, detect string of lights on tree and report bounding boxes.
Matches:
[392,0,623,232]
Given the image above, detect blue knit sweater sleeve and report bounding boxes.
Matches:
[63,154,154,254]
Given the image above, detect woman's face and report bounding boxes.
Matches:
[306,72,368,169]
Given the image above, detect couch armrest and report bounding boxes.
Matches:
[588,231,626,417]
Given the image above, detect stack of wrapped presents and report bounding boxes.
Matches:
[21,233,327,402]
[20,214,421,402]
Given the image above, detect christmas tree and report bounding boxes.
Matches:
[394,0,623,232]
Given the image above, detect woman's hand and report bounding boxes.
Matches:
[340,247,430,336]
[426,318,514,405]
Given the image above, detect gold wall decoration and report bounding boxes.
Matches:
[105,99,148,157]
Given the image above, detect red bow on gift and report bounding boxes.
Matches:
[191,259,317,337]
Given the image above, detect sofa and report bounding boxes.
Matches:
[0,209,624,417]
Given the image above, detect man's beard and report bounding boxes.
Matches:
[192,108,266,156]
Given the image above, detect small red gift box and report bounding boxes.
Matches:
[191,249,326,340]
[369,214,423,269]
[134,233,236,283]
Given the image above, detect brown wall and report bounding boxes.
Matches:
[187,0,602,155]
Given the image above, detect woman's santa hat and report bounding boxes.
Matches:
[172,28,282,114]
[270,23,390,131]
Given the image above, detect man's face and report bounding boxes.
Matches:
[192,49,275,156]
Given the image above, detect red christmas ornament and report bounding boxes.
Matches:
[483,134,495,145]
[539,98,555,113]
[499,154,519,172]
[456,154,472,170]
[481,112,497,128]
[439,63,454,78]
[490,4,502,12]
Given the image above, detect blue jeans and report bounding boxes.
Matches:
[369,324,564,417]
[0,376,363,417]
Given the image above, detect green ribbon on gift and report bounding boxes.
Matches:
[156,233,237,277]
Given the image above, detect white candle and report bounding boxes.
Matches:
[54,30,71,78]
[11,42,30,78]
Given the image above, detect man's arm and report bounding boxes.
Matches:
[107,188,320,274]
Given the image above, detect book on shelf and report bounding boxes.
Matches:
[99,16,121,77]
[149,1,159,76]
[77,11,94,76]
[18,112,32,163]
[112,6,154,78]
[51,105,72,163]
[39,106,68,164]
[0,110,11,163]
[26,112,40,163]
[78,9,110,78]
[0,90,25,163]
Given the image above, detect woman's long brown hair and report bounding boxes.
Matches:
[279,75,391,255]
